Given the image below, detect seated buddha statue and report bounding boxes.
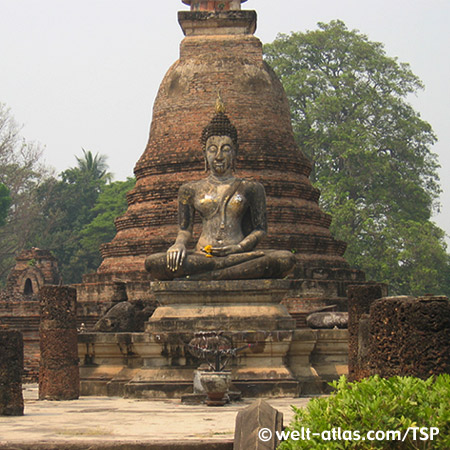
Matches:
[145,99,295,280]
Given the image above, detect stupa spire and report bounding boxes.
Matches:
[182,0,247,11]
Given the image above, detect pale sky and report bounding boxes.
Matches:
[1,0,449,241]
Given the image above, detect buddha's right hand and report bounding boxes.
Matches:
[167,243,186,272]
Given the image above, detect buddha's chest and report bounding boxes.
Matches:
[194,187,248,220]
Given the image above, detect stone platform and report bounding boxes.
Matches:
[78,280,349,398]
[78,329,348,398]
[79,279,300,398]
[0,384,311,450]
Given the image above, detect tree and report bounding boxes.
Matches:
[29,151,110,283]
[76,148,112,183]
[79,177,135,248]
[264,20,449,295]
[0,103,50,283]
[0,183,10,227]
[74,177,136,275]
[28,152,131,284]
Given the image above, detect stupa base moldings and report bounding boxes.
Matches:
[79,280,301,397]
[78,330,348,397]
[79,332,300,398]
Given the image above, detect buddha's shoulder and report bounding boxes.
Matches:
[239,178,265,193]
[177,180,200,202]
[178,178,211,197]
[179,179,208,191]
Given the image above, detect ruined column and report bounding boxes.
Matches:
[0,328,24,416]
[39,286,79,400]
[370,295,450,379]
[347,284,387,381]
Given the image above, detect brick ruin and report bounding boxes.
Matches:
[0,248,115,380]
[347,284,388,381]
[77,1,365,321]
[39,286,79,400]
[0,329,24,416]
[2,3,447,396]
[369,295,450,379]
[0,249,61,381]
[4,248,60,298]
[348,290,450,380]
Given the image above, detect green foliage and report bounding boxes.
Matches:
[0,119,134,285]
[0,105,131,286]
[75,177,136,275]
[27,151,131,284]
[279,375,450,449]
[264,21,450,296]
[0,183,11,226]
[349,220,450,295]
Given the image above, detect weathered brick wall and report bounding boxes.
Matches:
[0,297,40,382]
[370,295,450,379]
[0,249,62,382]
[39,286,79,400]
[0,329,24,416]
[0,294,102,382]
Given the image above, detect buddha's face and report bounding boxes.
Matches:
[205,135,235,176]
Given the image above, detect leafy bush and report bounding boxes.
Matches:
[279,375,450,449]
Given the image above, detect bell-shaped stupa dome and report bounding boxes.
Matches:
[97,2,353,281]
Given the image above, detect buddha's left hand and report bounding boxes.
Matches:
[210,244,243,256]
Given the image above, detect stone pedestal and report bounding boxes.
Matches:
[137,280,298,398]
[79,280,299,398]
[178,10,257,36]
[39,286,79,400]
[147,280,295,332]
[0,329,24,416]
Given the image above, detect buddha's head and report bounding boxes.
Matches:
[201,98,238,176]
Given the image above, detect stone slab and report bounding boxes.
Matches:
[234,399,283,450]
[0,385,311,449]
[147,280,296,332]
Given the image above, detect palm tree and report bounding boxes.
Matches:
[75,149,112,183]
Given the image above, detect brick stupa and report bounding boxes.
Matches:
[80,1,364,314]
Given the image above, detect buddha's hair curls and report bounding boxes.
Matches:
[201,111,238,153]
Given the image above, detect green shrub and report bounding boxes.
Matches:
[278,375,450,449]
